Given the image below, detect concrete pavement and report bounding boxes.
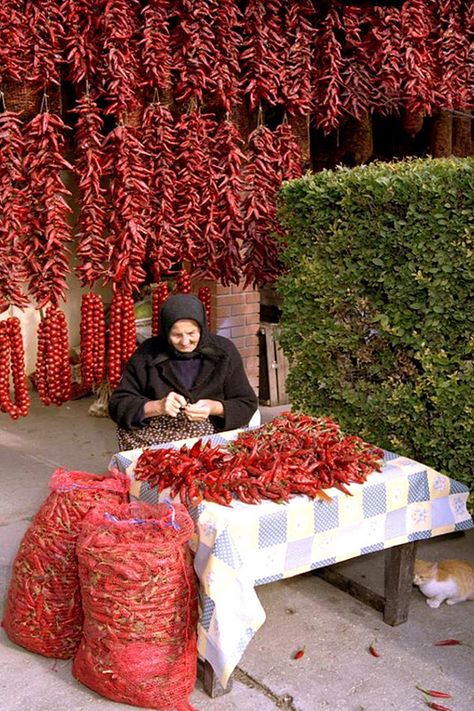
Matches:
[1,393,473,710]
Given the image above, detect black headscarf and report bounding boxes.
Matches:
[159,293,209,360]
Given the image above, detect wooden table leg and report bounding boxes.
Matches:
[383,541,417,626]
[197,658,233,698]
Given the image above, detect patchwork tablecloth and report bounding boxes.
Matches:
[109,430,473,687]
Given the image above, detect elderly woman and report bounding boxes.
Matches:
[109,293,258,450]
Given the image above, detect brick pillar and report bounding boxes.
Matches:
[193,280,260,394]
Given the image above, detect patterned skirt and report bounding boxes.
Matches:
[116,411,218,451]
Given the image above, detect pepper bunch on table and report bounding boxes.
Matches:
[134,413,384,506]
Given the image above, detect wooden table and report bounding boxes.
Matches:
[110,435,473,698]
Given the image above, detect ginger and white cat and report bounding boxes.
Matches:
[413,558,474,608]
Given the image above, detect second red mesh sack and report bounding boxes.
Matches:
[73,500,199,711]
[2,468,129,658]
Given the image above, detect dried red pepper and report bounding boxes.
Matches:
[139,0,172,92]
[22,111,73,308]
[242,121,302,288]
[312,6,344,133]
[80,293,106,390]
[102,124,150,294]
[370,7,403,117]
[142,101,179,278]
[174,110,220,270]
[368,643,380,657]
[293,648,305,660]
[74,92,109,288]
[416,687,452,699]
[433,639,463,646]
[240,0,286,110]
[98,0,142,116]
[281,0,314,116]
[151,281,169,337]
[2,468,128,659]
[0,110,29,309]
[210,117,245,285]
[175,269,192,294]
[0,1,32,83]
[339,7,381,120]
[135,413,383,507]
[425,703,454,711]
[35,306,72,406]
[63,0,104,88]
[0,317,30,419]
[107,292,136,390]
[400,0,439,116]
[436,0,470,110]
[25,0,65,89]
[72,501,197,709]
[198,287,212,328]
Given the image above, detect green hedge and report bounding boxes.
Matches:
[276,157,474,509]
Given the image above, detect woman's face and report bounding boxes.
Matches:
[168,319,201,353]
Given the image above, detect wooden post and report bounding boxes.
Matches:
[383,541,417,626]
[430,110,453,157]
[198,659,233,698]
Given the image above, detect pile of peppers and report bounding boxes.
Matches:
[134,413,384,507]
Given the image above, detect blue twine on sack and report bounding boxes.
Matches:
[162,499,181,531]
[103,513,147,525]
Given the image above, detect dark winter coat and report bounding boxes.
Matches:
[108,294,257,432]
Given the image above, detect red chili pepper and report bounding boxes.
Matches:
[293,648,305,660]
[416,687,452,699]
[369,643,380,657]
[433,639,462,646]
[425,703,454,711]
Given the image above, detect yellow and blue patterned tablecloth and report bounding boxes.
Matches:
[109,430,473,687]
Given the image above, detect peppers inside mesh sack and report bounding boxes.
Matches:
[2,468,129,659]
[72,501,199,711]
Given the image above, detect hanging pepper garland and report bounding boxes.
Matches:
[312,6,345,133]
[210,118,245,286]
[241,120,302,288]
[173,110,219,270]
[98,0,142,116]
[151,281,169,337]
[209,0,242,112]
[400,0,439,117]
[170,0,220,105]
[80,293,106,390]
[197,287,212,328]
[22,111,74,309]
[0,110,29,310]
[139,0,172,92]
[175,269,192,294]
[35,306,72,406]
[240,0,286,111]
[371,7,403,116]
[141,101,178,279]
[25,0,66,90]
[0,317,30,419]
[63,0,106,88]
[74,93,108,288]
[107,293,136,390]
[437,0,470,110]
[102,124,150,294]
[339,7,381,121]
[281,0,314,116]
[0,0,32,83]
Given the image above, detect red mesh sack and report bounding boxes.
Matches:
[2,468,129,658]
[72,501,198,711]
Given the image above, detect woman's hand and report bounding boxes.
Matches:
[144,392,187,418]
[183,399,224,421]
